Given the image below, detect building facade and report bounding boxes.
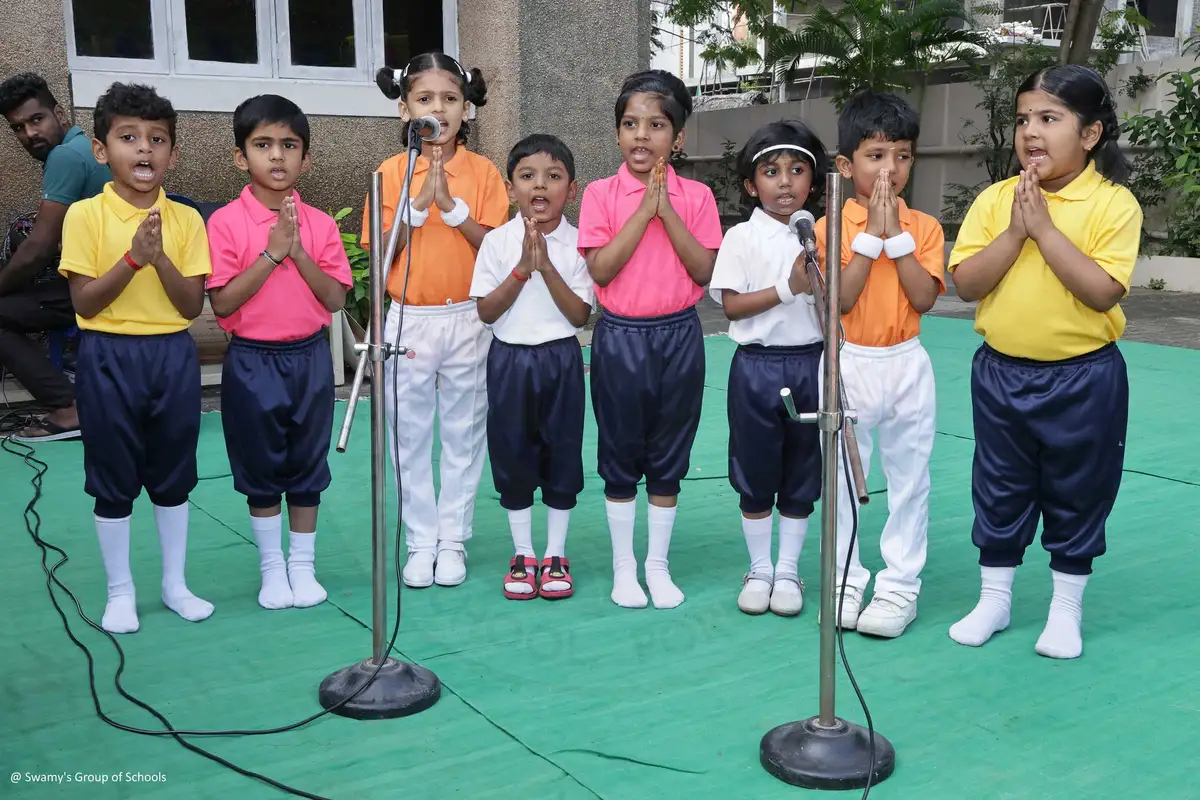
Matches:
[2,0,651,229]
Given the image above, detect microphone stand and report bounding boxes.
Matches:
[759,173,896,789]
[318,127,438,720]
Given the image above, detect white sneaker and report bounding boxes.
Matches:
[856,591,918,638]
[818,584,865,629]
[434,548,467,586]
[402,551,435,588]
[737,572,773,615]
[769,575,804,617]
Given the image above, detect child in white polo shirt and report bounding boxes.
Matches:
[470,134,593,601]
[710,120,830,617]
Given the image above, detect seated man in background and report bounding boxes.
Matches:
[0,72,111,441]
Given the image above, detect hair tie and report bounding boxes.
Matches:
[751,144,817,167]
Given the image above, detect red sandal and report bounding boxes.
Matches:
[539,556,573,600]
[503,555,539,600]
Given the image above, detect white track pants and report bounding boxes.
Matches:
[383,301,491,554]
[821,338,936,595]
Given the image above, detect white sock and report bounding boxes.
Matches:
[1035,571,1087,659]
[645,504,684,609]
[251,514,293,609]
[607,499,646,608]
[95,515,138,634]
[287,531,327,608]
[542,508,572,594]
[545,508,569,559]
[742,515,773,578]
[776,516,808,578]
[154,503,214,623]
[507,507,535,558]
[949,566,1014,647]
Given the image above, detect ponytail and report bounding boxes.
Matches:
[1090,109,1131,185]
[375,67,402,101]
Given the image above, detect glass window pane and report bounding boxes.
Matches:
[73,0,153,59]
[382,0,444,68]
[185,0,258,63]
[288,0,356,68]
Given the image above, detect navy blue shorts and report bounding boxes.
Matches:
[590,306,705,499]
[75,330,200,518]
[970,342,1129,575]
[221,331,334,509]
[728,342,823,517]
[486,336,585,511]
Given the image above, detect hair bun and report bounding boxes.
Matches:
[375,67,402,100]
[464,67,488,108]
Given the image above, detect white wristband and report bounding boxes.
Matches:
[851,232,884,260]
[883,231,916,259]
[406,199,429,228]
[441,197,470,228]
[775,278,797,305]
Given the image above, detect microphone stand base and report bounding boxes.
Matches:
[318,657,441,720]
[760,716,896,790]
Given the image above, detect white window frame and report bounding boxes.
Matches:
[274,0,371,81]
[64,0,460,117]
[168,0,274,78]
[63,0,171,74]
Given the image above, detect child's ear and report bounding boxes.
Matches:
[167,143,180,170]
[505,179,517,207]
[835,154,854,180]
[743,177,757,198]
[567,180,579,206]
[300,150,313,175]
[673,129,686,153]
[91,138,108,165]
[233,147,249,173]
[1082,120,1103,152]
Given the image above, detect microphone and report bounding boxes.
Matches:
[408,116,441,142]
[789,209,820,266]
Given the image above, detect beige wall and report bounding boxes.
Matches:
[677,55,1197,224]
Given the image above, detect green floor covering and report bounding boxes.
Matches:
[3,315,1199,800]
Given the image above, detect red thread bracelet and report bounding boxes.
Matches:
[123,251,142,270]
[512,269,530,282]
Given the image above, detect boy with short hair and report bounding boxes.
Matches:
[470,134,592,600]
[813,90,946,638]
[206,95,352,611]
[58,82,213,634]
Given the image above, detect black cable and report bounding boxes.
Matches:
[0,133,424,798]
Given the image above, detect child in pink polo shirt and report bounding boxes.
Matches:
[205,95,353,610]
[578,69,723,610]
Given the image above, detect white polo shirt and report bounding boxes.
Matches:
[470,215,594,346]
[709,208,823,347]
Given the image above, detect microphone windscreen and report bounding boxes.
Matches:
[789,208,816,236]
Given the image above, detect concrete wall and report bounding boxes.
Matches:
[677,55,1199,223]
[2,0,651,232]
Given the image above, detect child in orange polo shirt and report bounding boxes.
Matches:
[364,52,509,589]
[814,91,946,639]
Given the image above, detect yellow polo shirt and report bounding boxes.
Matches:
[947,163,1143,361]
[59,183,212,335]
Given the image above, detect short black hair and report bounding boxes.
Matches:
[233,94,310,154]
[94,82,178,146]
[0,72,57,117]
[506,134,576,182]
[737,119,830,204]
[614,69,693,135]
[837,91,920,159]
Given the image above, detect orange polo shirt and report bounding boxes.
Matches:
[361,147,509,306]
[814,198,946,347]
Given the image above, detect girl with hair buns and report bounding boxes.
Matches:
[362,52,509,590]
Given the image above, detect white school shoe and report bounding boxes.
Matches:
[737,572,774,615]
[434,547,467,587]
[769,575,804,617]
[402,551,435,588]
[818,584,865,629]
[855,591,918,638]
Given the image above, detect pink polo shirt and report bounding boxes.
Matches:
[577,163,723,318]
[206,186,353,341]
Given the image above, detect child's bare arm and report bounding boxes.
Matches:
[659,208,717,286]
[208,256,276,317]
[541,267,592,329]
[894,254,940,313]
[154,257,206,320]
[476,271,528,324]
[67,262,137,319]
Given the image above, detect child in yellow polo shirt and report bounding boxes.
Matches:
[814,91,946,639]
[58,83,213,635]
[947,65,1142,660]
